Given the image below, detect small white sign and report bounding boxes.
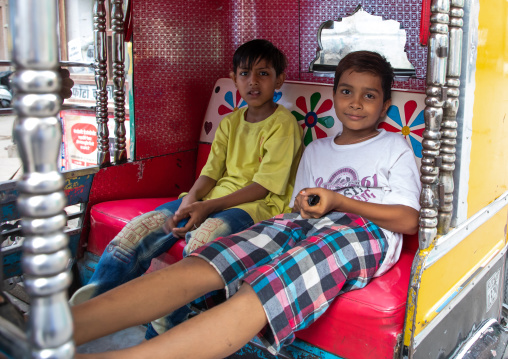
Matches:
[68,38,83,62]
[486,269,500,312]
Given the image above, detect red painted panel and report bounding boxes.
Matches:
[132,0,300,160]
[79,152,196,255]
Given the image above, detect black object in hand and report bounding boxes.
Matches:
[307,194,320,206]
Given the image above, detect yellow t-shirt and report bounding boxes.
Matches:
[200,105,303,223]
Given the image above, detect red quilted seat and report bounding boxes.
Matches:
[88,197,185,263]
[295,245,416,359]
[89,195,417,358]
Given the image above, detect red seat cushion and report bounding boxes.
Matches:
[88,197,416,358]
[295,247,415,359]
[88,197,185,262]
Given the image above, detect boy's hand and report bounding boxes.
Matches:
[168,201,213,238]
[294,187,341,219]
[162,195,198,235]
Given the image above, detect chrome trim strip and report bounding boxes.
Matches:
[111,0,127,163]
[418,0,450,249]
[93,0,110,167]
[425,190,508,268]
[452,0,479,226]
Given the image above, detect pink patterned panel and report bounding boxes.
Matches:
[299,0,426,91]
[132,1,424,160]
[132,0,300,160]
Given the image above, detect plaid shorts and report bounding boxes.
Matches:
[189,212,387,355]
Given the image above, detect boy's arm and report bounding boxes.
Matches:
[295,187,419,235]
[181,175,217,204]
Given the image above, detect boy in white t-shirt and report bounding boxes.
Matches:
[72,51,421,359]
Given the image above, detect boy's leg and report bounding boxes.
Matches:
[70,199,186,305]
[145,207,254,340]
[73,256,223,346]
[183,207,254,255]
[75,213,386,358]
[77,284,267,359]
[241,213,388,354]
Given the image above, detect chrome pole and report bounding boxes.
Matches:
[94,0,110,167]
[11,0,74,358]
[419,0,450,249]
[111,0,127,163]
[437,0,464,234]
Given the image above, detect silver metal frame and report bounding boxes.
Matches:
[309,5,416,78]
[437,0,464,235]
[10,0,74,357]
[94,0,110,167]
[111,0,127,163]
[452,0,479,226]
[419,0,450,249]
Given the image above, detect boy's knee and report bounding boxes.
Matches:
[115,211,168,249]
[184,217,227,254]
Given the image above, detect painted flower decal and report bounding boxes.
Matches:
[218,90,247,115]
[378,100,424,158]
[291,92,335,146]
[217,90,282,116]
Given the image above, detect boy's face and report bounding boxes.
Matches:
[231,58,285,110]
[333,70,391,134]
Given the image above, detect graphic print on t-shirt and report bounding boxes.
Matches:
[315,167,378,203]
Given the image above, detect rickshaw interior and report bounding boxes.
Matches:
[1,0,508,358]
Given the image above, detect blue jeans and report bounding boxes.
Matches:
[70,198,254,337]
[83,198,254,297]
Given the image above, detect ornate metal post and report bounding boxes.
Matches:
[437,0,464,234]
[419,0,450,249]
[111,0,127,163]
[11,0,74,358]
[94,0,110,166]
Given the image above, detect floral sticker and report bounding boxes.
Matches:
[218,90,247,115]
[291,92,335,146]
[378,100,424,158]
[217,90,282,116]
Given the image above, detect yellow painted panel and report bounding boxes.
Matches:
[412,208,508,335]
[467,0,508,216]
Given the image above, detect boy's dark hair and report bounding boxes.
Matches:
[232,39,287,76]
[333,51,394,102]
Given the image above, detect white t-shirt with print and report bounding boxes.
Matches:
[290,129,421,276]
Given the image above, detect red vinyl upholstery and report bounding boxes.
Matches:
[88,197,179,257]
[295,248,415,359]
